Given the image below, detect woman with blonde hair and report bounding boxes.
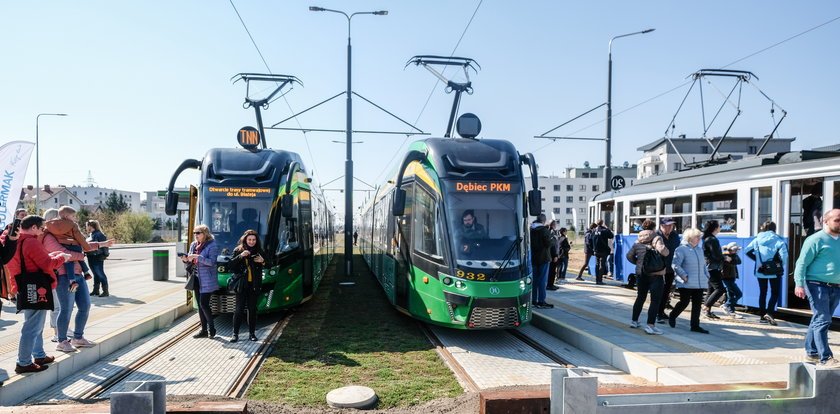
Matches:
[669,228,710,334]
[180,224,219,338]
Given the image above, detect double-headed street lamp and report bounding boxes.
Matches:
[310,6,387,278]
[36,113,68,213]
[605,28,654,192]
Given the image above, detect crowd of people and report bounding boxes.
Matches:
[0,207,115,374]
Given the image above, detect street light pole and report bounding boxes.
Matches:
[35,113,68,214]
[605,29,654,192]
[310,6,387,278]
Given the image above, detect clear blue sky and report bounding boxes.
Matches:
[3,1,839,216]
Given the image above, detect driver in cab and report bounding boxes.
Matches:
[460,209,487,254]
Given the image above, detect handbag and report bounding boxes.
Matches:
[227,273,243,293]
[184,262,197,291]
[756,248,783,276]
[14,239,55,312]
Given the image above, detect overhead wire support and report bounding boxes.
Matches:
[535,102,607,139]
[231,73,303,149]
[406,55,480,138]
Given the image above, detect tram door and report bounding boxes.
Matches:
[299,189,315,297]
[786,178,824,309]
[394,183,414,310]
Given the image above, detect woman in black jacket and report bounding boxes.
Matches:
[701,220,728,319]
[228,230,265,342]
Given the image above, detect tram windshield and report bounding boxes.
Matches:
[200,186,274,255]
[445,183,523,278]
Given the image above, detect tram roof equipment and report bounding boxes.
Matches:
[406,55,480,138]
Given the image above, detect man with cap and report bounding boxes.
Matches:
[720,241,744,318]
[655,217,681,322]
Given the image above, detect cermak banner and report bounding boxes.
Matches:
[0,141,35,228]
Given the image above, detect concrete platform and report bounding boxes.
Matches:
[533,279,836,385]
[0,244,192,406]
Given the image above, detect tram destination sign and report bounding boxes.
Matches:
[452,181,516,193]
[208,186,272,198]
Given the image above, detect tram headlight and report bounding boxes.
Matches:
[525,277,532,285]
[520,280,525,290]
[442,277,453,286]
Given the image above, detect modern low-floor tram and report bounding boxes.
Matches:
[359,137,541,329]
[589,149,840,316]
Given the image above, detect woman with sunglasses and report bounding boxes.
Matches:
[181,225,219,338]
[227,230,265,342]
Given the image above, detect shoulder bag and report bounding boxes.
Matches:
[14,239,55,312]
[756,247,783,276]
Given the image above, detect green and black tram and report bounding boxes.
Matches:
[359,136,541,329]
[164,135,335,314]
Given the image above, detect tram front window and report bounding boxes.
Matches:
[201,186,273,255]
[446,190,523,281]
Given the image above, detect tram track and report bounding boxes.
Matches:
[76,313,291,400]
[419,322,572,391]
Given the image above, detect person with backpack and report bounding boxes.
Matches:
[626,220,669,334]
[576,223,597,281]
[86,220,111,297]
[592,219,614,285]
[547,221,560,291]
[744,221,788,325]
[655,217,681,323]
[529,214,553,309]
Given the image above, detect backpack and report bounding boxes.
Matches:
[642,245,666,274]
[593,228,611,254]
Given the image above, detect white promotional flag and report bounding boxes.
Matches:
[0,141,35,228]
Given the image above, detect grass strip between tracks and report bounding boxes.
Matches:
[247,252,462,408]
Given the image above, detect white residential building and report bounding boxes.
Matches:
[636,136,794,179]
[143,189,189,221]
[68,186,141,212]
[19,185,86,211]
[538,165,637,233]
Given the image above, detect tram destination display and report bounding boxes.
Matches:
[453,181,516,193]
[208,186,272,198]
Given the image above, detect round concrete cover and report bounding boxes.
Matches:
[326,385,378,409]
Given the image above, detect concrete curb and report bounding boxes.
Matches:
[530,311,696,385]
[0,302,193,406]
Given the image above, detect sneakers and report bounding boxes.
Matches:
[820,357,840,368]
[249,334,258,342]
[50,335,59,343]
[547,286,559,291]
[719,306,732,316]
[656,314,668,324]
[193,330,208,339]
[575,276,584,281]
[99,291,110,297]
[230,334,239,343]
[690,326,710,334]
[644,325,664,335]
[806,354,820,362]
[762,314,777,326]
[71,338,97,348]
[15,363,48,374]
[90,291,100,297]
[703,312,720,320]
[534,302,554,309]
[34,356,55,365]
[629,320,641,329]
[56,340,77,352]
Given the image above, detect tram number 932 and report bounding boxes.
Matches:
[456,270,486,281]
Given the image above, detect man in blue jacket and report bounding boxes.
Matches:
[794,209,840,366]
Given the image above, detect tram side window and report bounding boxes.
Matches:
[660,196,692,233]
[629,199,656,233]
[750,187,772,236]
[413,187,444,260]
[276,211,299,255]
[696,190,737,232]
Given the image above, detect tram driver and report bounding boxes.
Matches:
[459,209,487,254]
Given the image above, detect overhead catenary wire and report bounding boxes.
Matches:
[530,14,840,154]
[228,0,320,182]
[373,0,484,184]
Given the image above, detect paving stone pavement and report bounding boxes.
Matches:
[537,280,840,384]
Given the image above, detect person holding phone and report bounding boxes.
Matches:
[227,230,265,342]
[181,225,219,338]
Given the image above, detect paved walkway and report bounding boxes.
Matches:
[0,245,190,405]
[534,279,836,385]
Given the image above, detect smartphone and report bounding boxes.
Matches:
[10,218,21,236]
[177,252,187,257]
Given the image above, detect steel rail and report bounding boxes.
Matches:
[225,313,292,398]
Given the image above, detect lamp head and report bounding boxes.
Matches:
[309,6,325,11]
[642,28,655,33]
[373,10,388,15]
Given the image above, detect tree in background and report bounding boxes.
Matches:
[113,212,154,243]
[105,191,129,213]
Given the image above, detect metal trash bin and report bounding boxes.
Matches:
[152,250,169,281]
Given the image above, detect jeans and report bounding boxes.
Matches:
[49,289,60,330]
[758,277,781,317]
[722,279,743,312]
[89,259,108,293]
[233,288,259,335]
[197,292,215,333]
[671,288,704,329]
[557,256,569,280]
[61,243,90,276]
[532,262,549,304]
[804,281,840,362]
[704,269,726,308]
[632,273,664,325]
[595,254,608,283]
[56,273,91,341]
[17,309,48,366]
